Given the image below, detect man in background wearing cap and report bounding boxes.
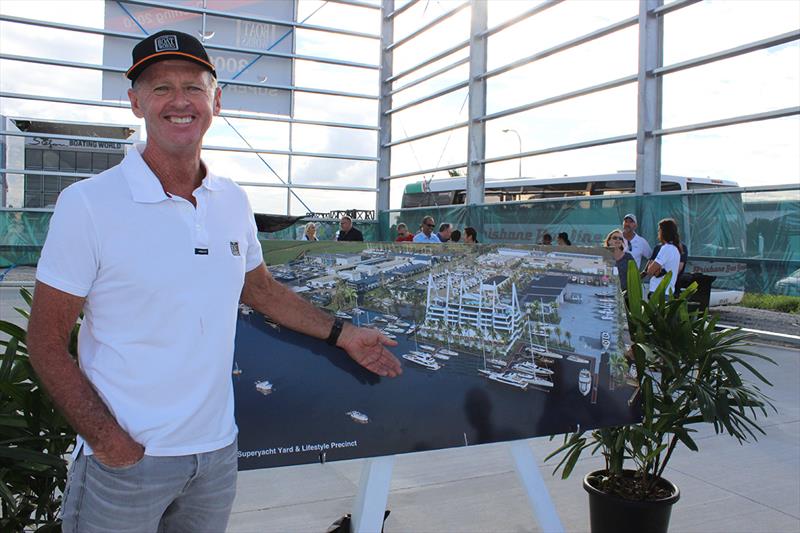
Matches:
[26,30,401,531]
[622,213,652,270]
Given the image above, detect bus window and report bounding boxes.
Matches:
[661,182,681,192]
[401,191,456,208]
[591,180,636,195]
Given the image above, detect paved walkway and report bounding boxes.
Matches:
[229,343,799,532]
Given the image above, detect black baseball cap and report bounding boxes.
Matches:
[126,30,217,83]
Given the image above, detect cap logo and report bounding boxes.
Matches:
[154,35,179,52]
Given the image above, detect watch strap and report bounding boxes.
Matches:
[326,317,344,347]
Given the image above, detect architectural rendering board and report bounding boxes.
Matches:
[234,242,640,470]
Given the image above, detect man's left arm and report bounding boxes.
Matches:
[240,264,402,378]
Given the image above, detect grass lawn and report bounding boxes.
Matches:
[740,293,800,314]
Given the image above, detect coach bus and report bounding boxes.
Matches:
[400,172,737,208]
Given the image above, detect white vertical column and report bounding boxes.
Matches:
[636,0,664,195]
[377,0,395,215]
[466,0,488,206]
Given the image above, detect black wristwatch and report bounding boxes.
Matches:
[326,317,344,347]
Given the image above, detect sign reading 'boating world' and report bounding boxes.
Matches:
[234,242,641,471]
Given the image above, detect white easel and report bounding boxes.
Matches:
[349,440,564,533]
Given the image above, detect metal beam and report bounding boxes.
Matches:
[0,14,379,71]
[654,106,800,137]
[478,0,563,39]
[327,0,382,10]
[389,57,469,96]
[653,29,800,77]
[377,0,395,213]
[0,54,378,100]
[385,0,420,19]
[0,131,378,162]
[386,2,470,51]
[382,161,468,181]
[383,121,468,148]
[478,134,637,165]
[385,39,470,83]
[479,15,638,81]
[384,80,468,115]
[0,91,378,131]
[635,0,663,195]
[478,74,637,123]
[0,168,378,193]
[466,0,488,206]
[653,0,702,16]
[118,0,380,40]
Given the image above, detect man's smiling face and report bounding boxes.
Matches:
[129,60,221,155]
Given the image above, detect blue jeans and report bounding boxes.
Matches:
[61,439,238,533]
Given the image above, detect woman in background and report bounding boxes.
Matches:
[302,222,318,241]
[645,218,682,297]
[605,229,635,292]
[557,232,572,246]
[463,227,478,244]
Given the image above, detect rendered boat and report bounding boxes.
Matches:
[402,352,441,370]
[508,371,554,388]
[346,410,369,424]
[255,380,274,395]
[513,361,554,376]
[487,372,528,390]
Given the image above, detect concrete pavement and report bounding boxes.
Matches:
[228,343,799,532]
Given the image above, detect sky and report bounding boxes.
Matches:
[0,0,798,214]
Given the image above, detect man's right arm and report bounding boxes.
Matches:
[27,281,143,466]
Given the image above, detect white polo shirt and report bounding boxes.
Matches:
[625,233,652,269]
[36,144,263,457]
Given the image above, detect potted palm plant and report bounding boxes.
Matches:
[547,266,776,533]
[0,288,78,531]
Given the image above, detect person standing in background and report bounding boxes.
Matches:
[464,227,478,244]
[436,223,452,243]
[302,222,318,241]
[395,222,413,242]
[645,218,682,297]
[605,229,635,292]
[336,215,363,241]
[622,213,652,270]
[413,215,441,243]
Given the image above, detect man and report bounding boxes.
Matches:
[336,215,363,241]
[26,30,400,532]
[412,215,441,243]
[395,222,413,242]
[622,213,652,269]
[541,233,553,245]
[436,222,452,243]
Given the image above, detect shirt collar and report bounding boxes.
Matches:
[122,143,222,203]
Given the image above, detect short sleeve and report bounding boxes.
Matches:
[36,185,99,297]
[653,245,669,267]
[241,193,264,272]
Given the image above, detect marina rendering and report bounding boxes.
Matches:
[251,242,631,402]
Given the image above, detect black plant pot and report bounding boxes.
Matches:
[583,470,680,533]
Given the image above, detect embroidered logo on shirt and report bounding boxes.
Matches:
[154,35,179,52]
[230,241,241,256]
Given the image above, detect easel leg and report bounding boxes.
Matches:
[510,440,564,533]
[351,455,395,533]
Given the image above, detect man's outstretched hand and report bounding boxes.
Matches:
[337,324,402,378]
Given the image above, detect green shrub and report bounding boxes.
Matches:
[741,293,800,314]
[0,288,78,531]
